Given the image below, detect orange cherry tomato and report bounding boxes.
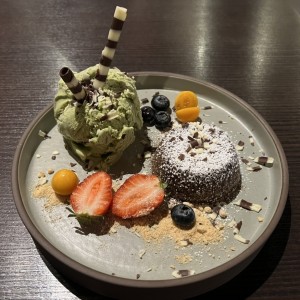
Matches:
[176,106,200,122]
[51,169,79,196]
[175,91,198,111]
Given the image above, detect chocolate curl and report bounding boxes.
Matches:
[93,6,127,89]
[59,67,86,101]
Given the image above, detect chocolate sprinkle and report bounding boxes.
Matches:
[107,104,115,110]
[141,98,149,104]
[186,145,192,153]
[100,115,108,121]
[181,123,189,128]
[198,138,204,146]
[240,200,252,210]
[236,141,245,151]
[189,140,199,148]
[178,154,185,161]
[252,166,262,172]
[249,135,255,146]
[208,128,216,134]
[241,158,250,165]
[178,270,190,277]
[169,137,175,142]
[144,145,157,153]
[115,92,122,98]
[258,157,268,164]
[203,106,213,110]
[236,220,243,231]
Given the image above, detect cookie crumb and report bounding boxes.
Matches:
[47,169,54,175]
[257,216,264,222]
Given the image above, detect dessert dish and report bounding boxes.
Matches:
[54,6,142,170]
[21,72,283,288]
[151,122,242,204]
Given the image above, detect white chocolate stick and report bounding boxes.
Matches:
[93,6,127,89]
[59,67,86,101]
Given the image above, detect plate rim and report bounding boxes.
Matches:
[11,72,289,290]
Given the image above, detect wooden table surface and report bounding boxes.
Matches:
[1,0,299,299]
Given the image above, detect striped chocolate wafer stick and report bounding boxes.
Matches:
[93,6,127,89]
[59,67,86,101]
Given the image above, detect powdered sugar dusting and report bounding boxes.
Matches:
[152,122,241,204]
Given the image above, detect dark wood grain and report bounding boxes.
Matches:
[1,0,299,299]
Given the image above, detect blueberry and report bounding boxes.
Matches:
[171,204,196,228]
[154,111,171,129]
[151,94,170,111]
[141,106,155,126]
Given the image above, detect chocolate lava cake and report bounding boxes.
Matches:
[151,122,241,204]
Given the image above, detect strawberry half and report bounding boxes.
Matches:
[70,172,113,218]
[112,174,165,219]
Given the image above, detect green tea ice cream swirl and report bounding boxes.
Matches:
[54,64,143,170]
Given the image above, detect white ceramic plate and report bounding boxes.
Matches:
[12,73,288,299]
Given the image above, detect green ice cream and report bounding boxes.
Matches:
[54,65,143,170]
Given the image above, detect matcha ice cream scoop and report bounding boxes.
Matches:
[54,64,143,170]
